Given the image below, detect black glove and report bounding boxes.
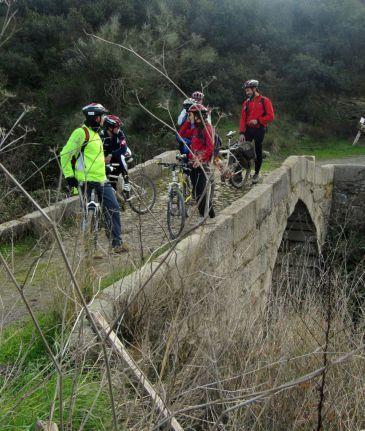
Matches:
[66,177,78,189]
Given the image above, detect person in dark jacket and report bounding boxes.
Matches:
[239,79,274,183]
[101,115,132,196]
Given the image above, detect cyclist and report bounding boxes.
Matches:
[101,114,132,199]
[60,103,128,254]
[239,79,274,183]
[186,104,215,221]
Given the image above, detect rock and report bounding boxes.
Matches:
[35,420,59,431]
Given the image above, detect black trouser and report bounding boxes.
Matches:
[244,126,266,174]
[190,165,215,218]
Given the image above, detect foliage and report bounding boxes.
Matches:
[0,0,364,145]
[0,0,365,216]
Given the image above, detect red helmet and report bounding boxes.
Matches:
[103,114,122,129]
[188,104,208,113]
[192,91,204,102]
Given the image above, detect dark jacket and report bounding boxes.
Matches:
[101,129,128,159]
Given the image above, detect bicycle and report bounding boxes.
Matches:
[76,182,101,252]
[219,131,255,188]
[107,163,157,214]
[158,154,193,240]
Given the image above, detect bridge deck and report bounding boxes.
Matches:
[0,170,261,325]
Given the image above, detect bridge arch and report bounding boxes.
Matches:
[271,199,320,298]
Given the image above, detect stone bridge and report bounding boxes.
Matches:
[85,154,337,325]
[2,151,364,327]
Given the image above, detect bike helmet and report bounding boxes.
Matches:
[243,79,259,89]
[192,91,204,102]
[188,104,209,121]
[183,98,195,110]
[82,103,108,117]
[188,104,208,114]
[103,114,122,129]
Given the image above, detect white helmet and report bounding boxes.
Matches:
[183,98,195,109]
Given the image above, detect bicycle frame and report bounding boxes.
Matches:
[164,158,192,203]
[78,183,100,233]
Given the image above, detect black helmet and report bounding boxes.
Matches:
[82,103,108,117]
[243,79,259,89]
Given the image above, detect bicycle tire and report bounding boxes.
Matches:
[229,157,251,189]
[115,190,127,212]
[87,208,98,250]
[128,172,156,214]
[167,188,186,240]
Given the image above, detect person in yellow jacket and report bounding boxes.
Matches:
[60,103,128,254]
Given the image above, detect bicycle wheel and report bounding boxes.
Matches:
[128,172,156,214]
[167,188,186,240]
[87,208,98,250]
[229,157,251,189]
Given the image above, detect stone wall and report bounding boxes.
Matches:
[329,165,365,232]
[85,156,335,333]
[0,151,177,242]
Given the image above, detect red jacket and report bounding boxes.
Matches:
[178,120,192,138]
[183,123,214,163]
[239,95,274,133]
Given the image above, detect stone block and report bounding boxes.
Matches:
[0,218,31,242]
[321,164,334,184]
[304,155,315,162]
[130,159,161,179]
[233,230,257,266]
[306,159,315,184]
[241,251,268,287]
[264,166,290,206]
[153,150,178,163]
[283,156,301,186]
[223,196,256,245]
[312,188,326,203]
[299,157,309,182]
[333,165,365,184]
[245,183,273,226]
[199,213,234,267]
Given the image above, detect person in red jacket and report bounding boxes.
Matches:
[239,79,274,183]
[186,104,215,221]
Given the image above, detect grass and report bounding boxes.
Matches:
[216,115,365,172]
[0,314,113,430]
[0,234,37,257]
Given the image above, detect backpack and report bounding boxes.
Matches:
[71,126,90,172]
[214,133,223,157]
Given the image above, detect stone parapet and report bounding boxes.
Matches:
[330,165,365,232]
[0,150,177,242]
[82,155,336,334]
